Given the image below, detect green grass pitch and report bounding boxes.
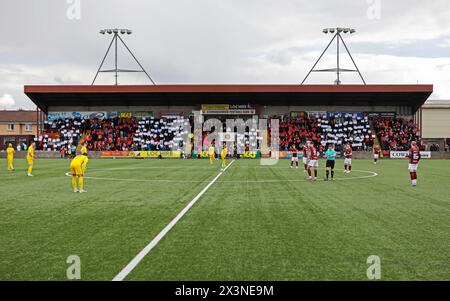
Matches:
[0,157,449,280]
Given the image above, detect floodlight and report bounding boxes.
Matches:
[301,27,366,85]
[93,27,155,85]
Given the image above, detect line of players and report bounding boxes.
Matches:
[2,141,90,193]
[289,141,421,186]
[55,140,425,190]
[289,141,340,181]
[3,142,36,176]
[3,140,421,190]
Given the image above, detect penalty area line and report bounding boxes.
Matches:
[111,159,235,281]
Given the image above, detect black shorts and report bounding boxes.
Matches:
[326,160,335,169]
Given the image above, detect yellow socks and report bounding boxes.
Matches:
[78,176,84,191]
[72,176,77,190]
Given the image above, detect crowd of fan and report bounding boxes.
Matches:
[132,117,190,151]
[372,117,422,151]
[85,118,136,151]
[200,118,262,153]
[275,113,372,152]
[315,113,372,152]
[41,117,190,152]
[275,114,321,151]
[39,114,425,153]
[39,118,86,151]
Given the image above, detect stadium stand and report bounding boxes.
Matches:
[314,112,372,152]
[275,114,321,151]
[40,118,85,151]
[85,117,137,151]
[133,116,190,151]
[273,113,372,152]
[39,113,424,155]
[41,116,191,152]
[372,116,422,151]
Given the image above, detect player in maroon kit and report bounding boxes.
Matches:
[343,143,353,173]
[301,142,310,173]
[290,146,299,169]
[373,145,381,164]
[307,143,319,181]
[407,141,421,187]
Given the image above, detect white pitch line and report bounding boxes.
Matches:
[111,159,235,281]
[65,170,378,184]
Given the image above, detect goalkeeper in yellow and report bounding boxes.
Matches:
[70,152,89,193]
[27,142,35,177]
[6,143,15,171]
[220,143,227,170]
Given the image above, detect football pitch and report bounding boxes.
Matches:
[1,157,449,281]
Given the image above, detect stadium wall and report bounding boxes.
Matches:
[420,103,450,139]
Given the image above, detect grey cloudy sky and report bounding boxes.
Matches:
[1,0,450,109]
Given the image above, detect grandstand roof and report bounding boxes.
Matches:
[24,84,433,113]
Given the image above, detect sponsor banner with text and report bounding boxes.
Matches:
[239,151,261,159]
[48,111,153,121]
[193,151,261,158]
[100,151,134,158]
[136,151,161,158]
[390,151,431,159]
[201,104,230,110]
[201,109,256,115]
[100,150,181,158]
[48,111,112,121]
[137,151,181,158]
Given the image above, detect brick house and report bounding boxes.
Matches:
[0,110,38,149]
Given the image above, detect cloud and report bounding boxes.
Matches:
[1,0,450,109]
[438,39,450,48]
[0,94,16,107]
[265,50,293,66]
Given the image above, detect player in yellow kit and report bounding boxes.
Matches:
[80,142,88,155]
[220,143,227,170]
[6,143,15,171]
[27,142,35,177]
[208,144,215,165]
[70,153,89,193]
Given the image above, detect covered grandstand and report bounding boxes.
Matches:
[23,83,433,158]
[25,84,432,115]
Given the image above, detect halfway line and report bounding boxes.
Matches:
[112,159,235,281]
